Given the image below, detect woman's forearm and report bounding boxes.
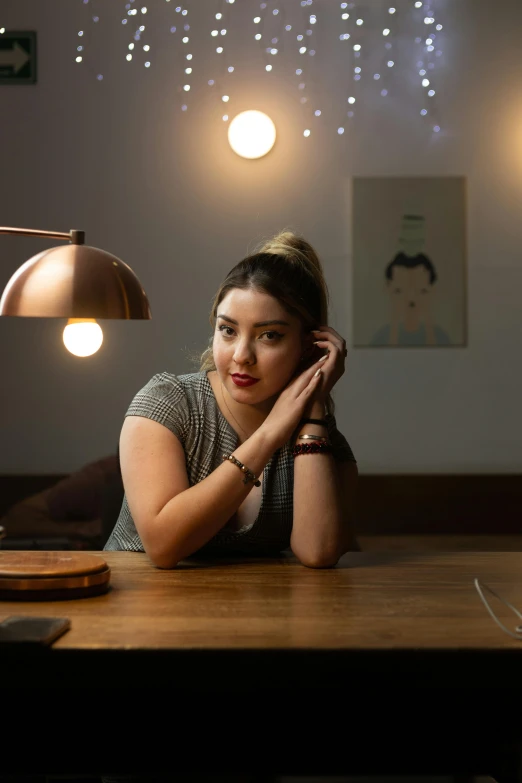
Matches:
[290,403,349,567]
[149,429,277,567]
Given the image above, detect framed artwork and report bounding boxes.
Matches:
[352,176,467,347]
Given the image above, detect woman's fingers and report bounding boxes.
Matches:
[312,327,347,357]
[314,338,343,357]
[287,353,327,398]
[314,338,347,359]
[312,325,343,342]
[305,356,327,392]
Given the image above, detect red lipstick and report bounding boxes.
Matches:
[231,374,260,388]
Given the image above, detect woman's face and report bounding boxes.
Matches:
[212,287,307,409]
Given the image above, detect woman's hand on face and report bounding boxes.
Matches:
[259,354,329,450]
[309,325,347,403]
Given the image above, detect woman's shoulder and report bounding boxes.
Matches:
[129,370,217,416]
[136,370,208,397]
[126,371,212,440]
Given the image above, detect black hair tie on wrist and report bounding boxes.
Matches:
[300,418,327,426]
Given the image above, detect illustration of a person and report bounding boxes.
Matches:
[371,214,451,346]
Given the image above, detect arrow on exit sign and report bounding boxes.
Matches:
[0,41,30,73]
[0,31,36,84]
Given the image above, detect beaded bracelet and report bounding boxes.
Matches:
[292,442,333,457]
[222,453,261,486]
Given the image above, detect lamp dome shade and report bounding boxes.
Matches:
[0,243,151,319]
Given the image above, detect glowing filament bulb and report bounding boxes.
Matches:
[63,319,103,357]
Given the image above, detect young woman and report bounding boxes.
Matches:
[104,231,359,567]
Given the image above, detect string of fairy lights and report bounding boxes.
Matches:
[203,0,238,120]
[414,0,444,133]
[73,0,445,138]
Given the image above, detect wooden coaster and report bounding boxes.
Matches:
[0,551,111,600]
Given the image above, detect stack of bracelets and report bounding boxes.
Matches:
[292,417,332,458]
[223,418,333,487]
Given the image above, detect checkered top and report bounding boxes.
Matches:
[104,371,355,556]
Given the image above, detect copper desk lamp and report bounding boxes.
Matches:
[0,226,151,600]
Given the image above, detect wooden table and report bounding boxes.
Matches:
[2,549,522,780]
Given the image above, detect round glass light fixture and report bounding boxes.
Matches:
[227,110,276,159]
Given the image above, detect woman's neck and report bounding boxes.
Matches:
[208,371,273,440]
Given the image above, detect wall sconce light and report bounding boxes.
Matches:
[227,110,277,159]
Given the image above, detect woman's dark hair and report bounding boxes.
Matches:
[199,230,335,414]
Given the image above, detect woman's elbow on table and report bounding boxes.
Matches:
[297,553,340,569]
[142,528,181,569]
[295,537,360,568]
[154,560,180,570]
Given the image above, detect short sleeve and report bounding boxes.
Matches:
[325,414,356,463]
[125,373,190,444]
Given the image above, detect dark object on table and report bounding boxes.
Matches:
[0,616,70,646]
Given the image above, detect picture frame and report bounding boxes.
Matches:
[352,176,467,348]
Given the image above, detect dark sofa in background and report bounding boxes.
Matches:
[0,454,123,551]
[1,454,521,552]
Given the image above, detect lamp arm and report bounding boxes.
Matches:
[0,227,85,244]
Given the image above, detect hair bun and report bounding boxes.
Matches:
[259,230,323,274]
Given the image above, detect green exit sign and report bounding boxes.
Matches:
[0,31,37,84]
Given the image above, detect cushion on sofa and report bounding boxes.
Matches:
[0,488,102,542]
[0,454,120,545]
[47,454,119,520]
